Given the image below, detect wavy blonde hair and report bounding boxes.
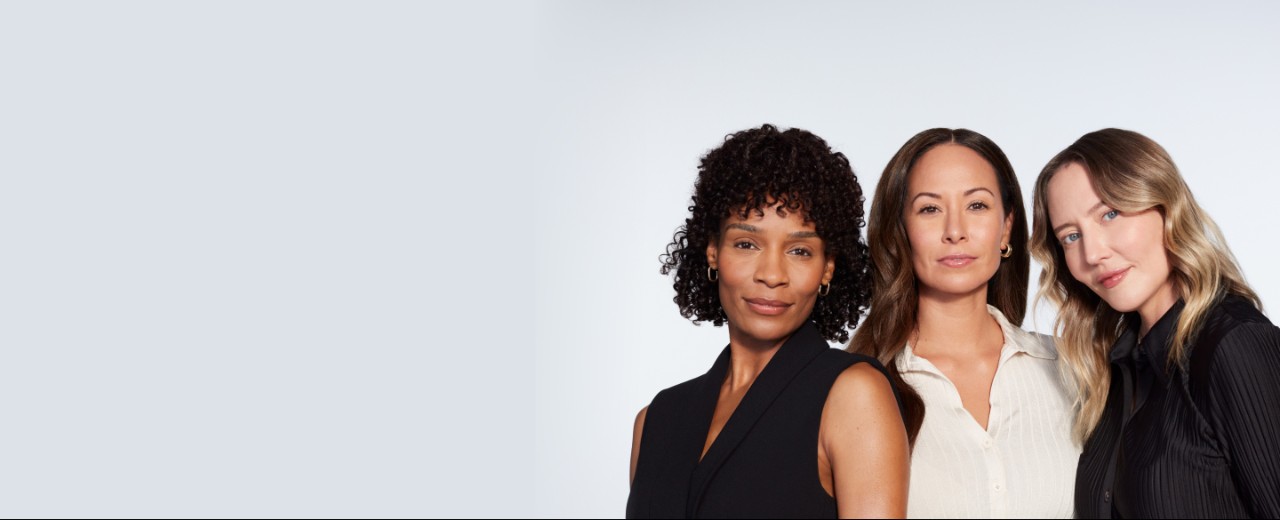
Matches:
[1030,128,1260,443]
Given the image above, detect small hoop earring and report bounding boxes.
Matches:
[707,266,718,282]
[1000,244,1013,259]
[819,283,831,296]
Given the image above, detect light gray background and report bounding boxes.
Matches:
[1,1,534,518]
[534,1,1280,518]
[1,1,1278,518]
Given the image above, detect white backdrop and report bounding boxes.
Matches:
[2,1,1278,518]
[533,2,1280,518]
[0,1,537,518]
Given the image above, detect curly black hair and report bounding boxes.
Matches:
[660,124,873,343]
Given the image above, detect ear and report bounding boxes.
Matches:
[706,237,718,270]
[822,254,836,286]
[1001,211,1014,250]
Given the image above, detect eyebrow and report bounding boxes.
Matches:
[1052,201,1109,234]
[910,192,940,204]
[725,223,820,239]
[910,187,997,204]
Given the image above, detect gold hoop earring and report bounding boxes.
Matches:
[707,266,718,282]
[1000,244,1013,259]
[819,283,831,296]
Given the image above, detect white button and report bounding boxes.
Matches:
[993,483,1003,492]
[983,438,993,448]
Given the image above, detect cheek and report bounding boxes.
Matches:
[717,255,753,287]
[1061,247,1092,285]
[980,218,1004,243]
[794,259,827,287]
[1134,217,1171,272]
[1142,215,1167,249]
[905,221,932,264]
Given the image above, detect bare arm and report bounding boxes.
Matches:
[630,406,648,486]
[822,363,910,519]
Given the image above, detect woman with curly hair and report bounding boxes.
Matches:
[626,124,909,518]
[1033,129,1280,518]
[850,129,1079,518]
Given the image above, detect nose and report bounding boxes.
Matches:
[1081,230,1111,266]
[943,211,968,244]
[755,249,788,288]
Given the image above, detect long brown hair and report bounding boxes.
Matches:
[1030,128,1260,443]
[848,128,1029,446]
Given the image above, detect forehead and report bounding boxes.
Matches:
[908,144,999,193]
[722,203,817,232]
[1046,163,1102,220]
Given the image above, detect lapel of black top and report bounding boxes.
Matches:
[671,344,732,513]
[685,321,829,517]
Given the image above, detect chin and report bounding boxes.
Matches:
[926,278,991,298]
[733,318,803,345]
[1094,289,1144,313]
[1101,298,1131,312]
[749,323,795,341]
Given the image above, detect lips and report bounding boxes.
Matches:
[939,254,977,268]
[744,297,792,316]
[1096,267,1131,289]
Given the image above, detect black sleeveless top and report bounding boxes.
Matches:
[626,321,901,519]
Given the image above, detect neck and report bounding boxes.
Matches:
[1138,279,1180,337]
[913,287,1001,357]
[725,330,791,391]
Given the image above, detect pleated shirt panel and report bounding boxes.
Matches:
[1075,296,1280,519]
[899,305,1080,519]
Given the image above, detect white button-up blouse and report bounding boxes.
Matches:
[898,305,1081,519]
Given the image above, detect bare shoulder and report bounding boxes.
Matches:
[630,405,649,485]
[822,361,910,518]
[828,362,895,406]
[824,362,900,429]
[634,406,649,434]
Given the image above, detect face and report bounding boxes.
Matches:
[706,203,835,349]
[1045,163,1177,327]
[904,144,1013,300]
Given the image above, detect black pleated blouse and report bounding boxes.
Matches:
[1075,295,1280,518]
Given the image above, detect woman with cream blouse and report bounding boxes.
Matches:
[849,128,1080,518]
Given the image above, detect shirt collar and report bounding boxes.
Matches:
[895,304,1057,372]
[1110,299,1186,380]
[988,304,1057,360]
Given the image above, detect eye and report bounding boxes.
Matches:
[733,240,758,250]
[1102,209,1119,221]
[918,205,940,214]
[788,247,813,257]
[1061,232,1080,245]
[968,201,990,211]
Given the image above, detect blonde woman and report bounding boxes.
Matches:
[851,128,1080,518]
[1032,128,1280,518]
